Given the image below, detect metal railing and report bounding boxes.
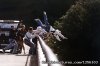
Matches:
[37,36,63,66]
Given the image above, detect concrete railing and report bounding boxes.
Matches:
[37,36,63,66]
[37,41,48,66]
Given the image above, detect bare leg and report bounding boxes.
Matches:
[21,41,25,54]
[18,40,25,54]
[55,30,68,39]
[54,34,61,41]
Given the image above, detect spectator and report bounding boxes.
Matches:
[3,26,18,54]
[17,22,23,30]
[17,25,27,54]
[24,27,38,55]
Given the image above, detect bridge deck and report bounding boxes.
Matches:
[0,44,37,66]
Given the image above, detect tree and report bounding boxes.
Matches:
[50,0,100,66]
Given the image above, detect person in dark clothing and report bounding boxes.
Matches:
[17,22,23,30]
[9,26,17,39]
[17,25,27,54]
[3,26,18,54]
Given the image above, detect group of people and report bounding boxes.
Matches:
[2,22,47,55]
[2,11,67,55]
[2,23,26,54]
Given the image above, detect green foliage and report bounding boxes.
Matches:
[48,0,100,64]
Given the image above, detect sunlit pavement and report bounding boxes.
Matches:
[0,44,30,66]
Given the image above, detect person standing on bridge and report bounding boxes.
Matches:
[17,25,27,54]
[24,27,38,55]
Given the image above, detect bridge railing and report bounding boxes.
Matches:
[37,36,63,66]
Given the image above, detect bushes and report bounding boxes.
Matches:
[49,0,100,65]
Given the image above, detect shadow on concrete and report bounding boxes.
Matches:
[16,54,29,56]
